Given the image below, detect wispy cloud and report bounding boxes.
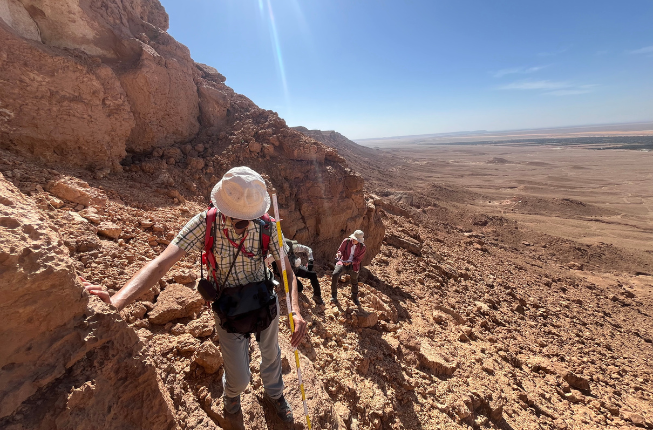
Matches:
[628,45,653,55]
[492,65,547,78]
[537,47,569,57]
[498,81,597,96]
[498,80,571,90]
[544,89,593,96]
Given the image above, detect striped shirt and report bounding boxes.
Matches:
[172,210,288,288]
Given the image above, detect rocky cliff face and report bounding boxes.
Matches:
[0,175,177,428]
[0,0,383,262]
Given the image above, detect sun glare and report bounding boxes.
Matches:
[265,0,290,109]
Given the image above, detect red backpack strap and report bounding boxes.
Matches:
[204,207,219,283]
[259,213,274,257]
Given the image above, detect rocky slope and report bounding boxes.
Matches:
[1,1,651,429]
[3,145,651,429]
[0,175,176,430]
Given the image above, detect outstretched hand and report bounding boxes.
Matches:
[290,312,307,348]
[80,276,112,306]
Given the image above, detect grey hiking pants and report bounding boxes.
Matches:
[213,299,284,399]
[330,264,359,300]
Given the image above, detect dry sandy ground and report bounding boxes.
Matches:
[378,144,653,258]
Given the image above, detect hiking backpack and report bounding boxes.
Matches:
[196,203,274,302]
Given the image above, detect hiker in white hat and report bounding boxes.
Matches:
[82,166,305,424]
[330,229,366,305]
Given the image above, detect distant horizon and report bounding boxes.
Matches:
[353,120,653,142]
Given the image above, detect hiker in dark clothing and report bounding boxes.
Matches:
[272,239,323,305]
[330,230,366,305]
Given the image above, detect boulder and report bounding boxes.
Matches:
[46,177,107,207]
[562,370,591,392]
[418,341,458,376]
[194,341,223,374]
[433,262,459,280]
[175,333,200,354]
[187,313,215,338]
[197,83,229,129]
[384,233,422,256]
[97,222,122,240]
[79,207,103,224]
[148,284,204,325]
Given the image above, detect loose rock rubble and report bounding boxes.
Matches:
[3,134,653,429]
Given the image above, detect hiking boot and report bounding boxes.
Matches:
[263,392,294,423]
[352,296,360,306]
[224,395,241,414]
[313,295,324,305]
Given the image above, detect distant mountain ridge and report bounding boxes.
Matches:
[355,121,653,148]
[292,126,396,191]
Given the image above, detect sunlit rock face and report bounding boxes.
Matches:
[0,0,383,262]
[0,175,176,428]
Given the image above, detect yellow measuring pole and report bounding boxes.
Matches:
[271,194,312,429]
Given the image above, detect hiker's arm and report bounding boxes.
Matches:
[335,240,346,260]
[278,254,307,348]
[83,243,186,311]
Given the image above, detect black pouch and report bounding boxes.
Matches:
[197,278,218,301]
[213,281,278,335]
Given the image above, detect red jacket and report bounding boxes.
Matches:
[336,238,366,272]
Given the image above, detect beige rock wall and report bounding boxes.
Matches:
[0,0,41,41]
[0,0,197,169]
[0,23,134,170]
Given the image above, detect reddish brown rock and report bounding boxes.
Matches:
[119,42,200,152]
[0,22,133,171]
[353,310,378,328]
[46,177,107,207]
[194,341,223,374]
[97,221,122,240]
[418,341,458,376]
[0,177,175,428]
[0,177,87,417]
[148,284,204,325]
[187,313,214,338]
[175,333,200,354]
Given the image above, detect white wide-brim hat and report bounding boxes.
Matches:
[349,230,364,243]
[211,166,271,220]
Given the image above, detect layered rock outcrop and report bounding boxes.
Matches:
[0,175,176,428]
[0,0,196,169]
[0,0,383,263]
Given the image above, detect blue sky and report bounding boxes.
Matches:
[159,0,653,139]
